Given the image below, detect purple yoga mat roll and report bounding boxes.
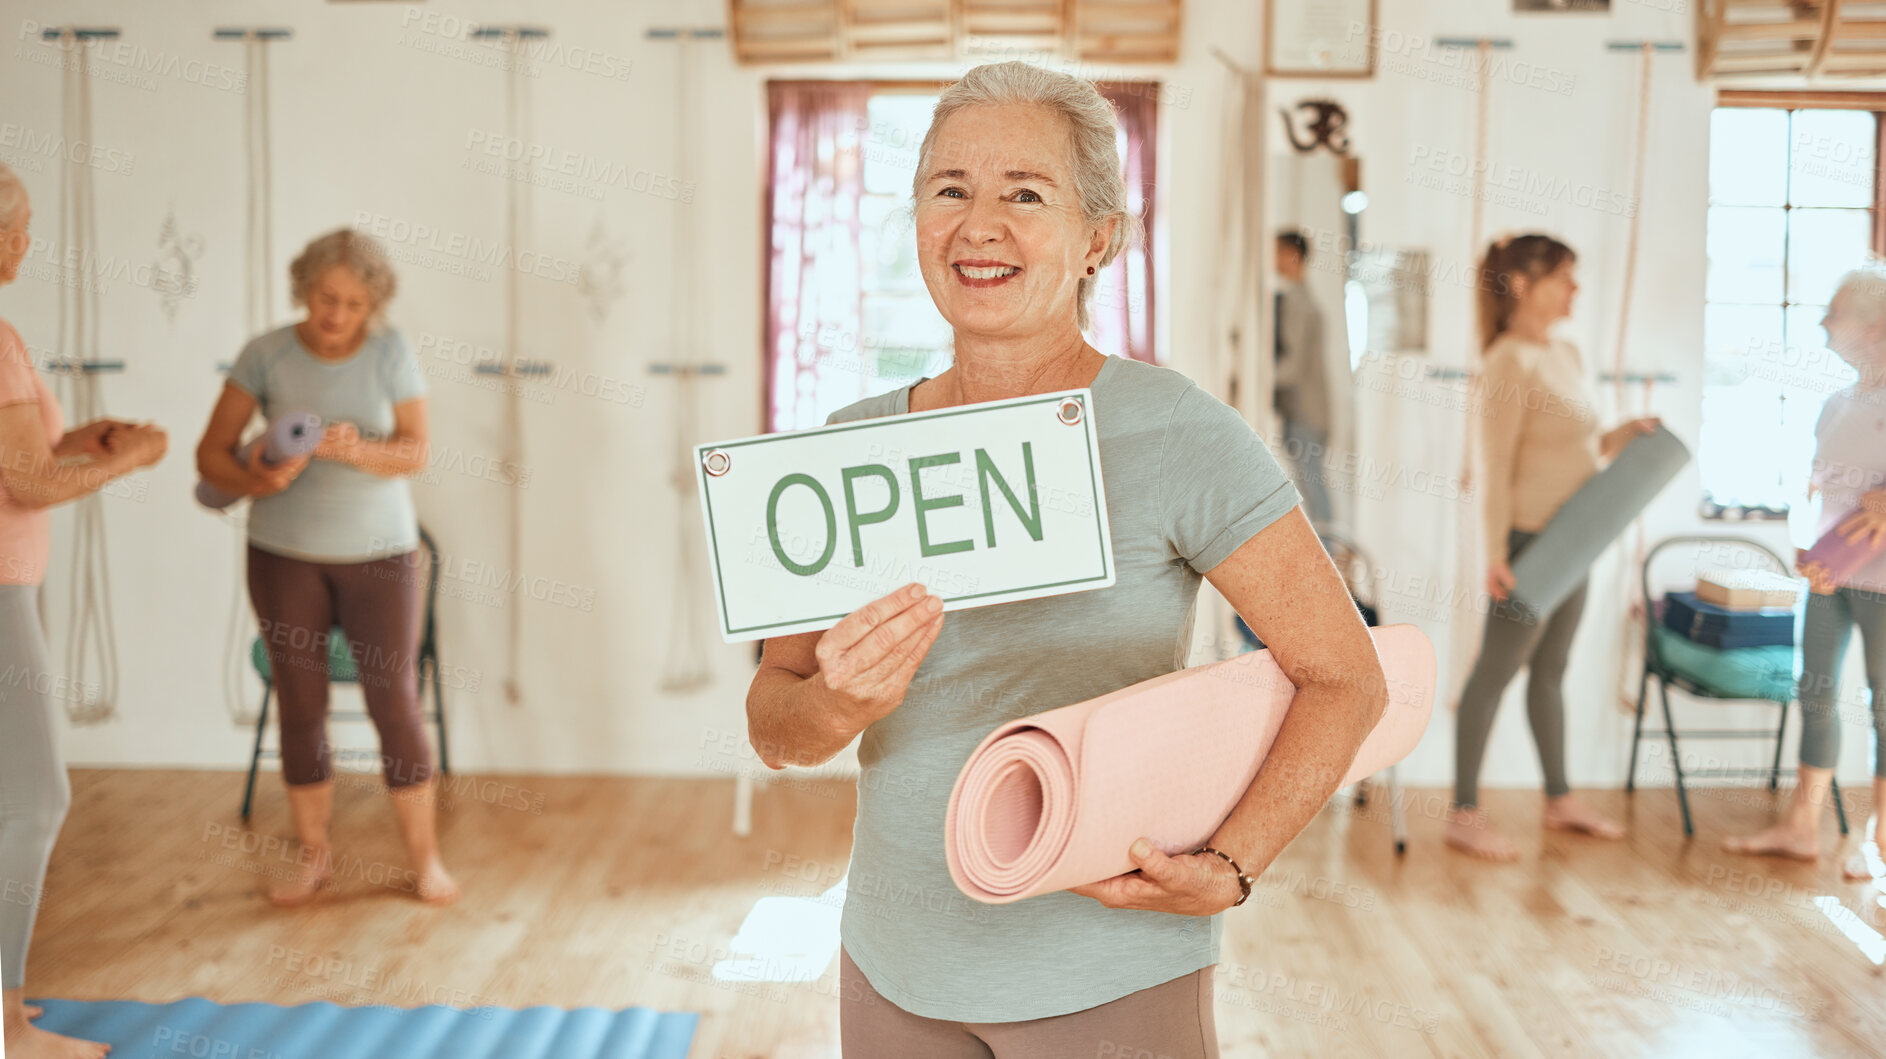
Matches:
[193,412,323,510]
[1800,511,1886,591]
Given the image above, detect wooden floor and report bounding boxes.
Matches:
[29,770,1886,1058]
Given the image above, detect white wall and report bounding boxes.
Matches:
[4,0,1869,789]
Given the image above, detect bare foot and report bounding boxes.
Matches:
[1842,842,1883,882]
[1722,824,1820,862]
[268,848,334,908]
[415,862,460,906]
[4,1022,111,1058]
[1445,807,1521,862]
[1542,795,1626,840]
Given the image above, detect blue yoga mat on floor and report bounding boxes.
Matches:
[28,998,698,1059]
[1506,424,1691,624]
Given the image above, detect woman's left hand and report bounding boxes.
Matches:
[59,417,135,459]
[1837,491,1886,548]
[1601,417,1661,459]
[314,421,363,464]
[1068,838,1245,916]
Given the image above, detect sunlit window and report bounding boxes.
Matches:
[1702,107,1877,512]
[859,92,955,395]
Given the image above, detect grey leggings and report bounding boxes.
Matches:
[1454,530,1587,809]
[1798,586,1886,776]
[0,585,71,990]
[839,947,1218,1058]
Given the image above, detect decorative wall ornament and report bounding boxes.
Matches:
[1278,100,1351,156]
[152,205,204,323]
[577,215,628,322]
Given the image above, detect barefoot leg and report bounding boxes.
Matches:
[1842,777,1886,882]
[1723,765,1831,862]
[390,781,457,905]
[1542,794,1626,839]
[1444,806,1521,862]
[269,780,334,907]
[5,988,109,1058]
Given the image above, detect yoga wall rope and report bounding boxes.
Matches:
[504,30,531,706]
[1601,41,1685,713]
[1445,37,1509,706]
[649,27,723,693]
[49,29,120,726]
[214,27,289,725]
[468,27,549,705]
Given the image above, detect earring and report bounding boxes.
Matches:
[1086,266,1096,275]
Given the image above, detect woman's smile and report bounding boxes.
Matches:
[953,259,1023,287]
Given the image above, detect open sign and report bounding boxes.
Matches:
[696,388,1115,641]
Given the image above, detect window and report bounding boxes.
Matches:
[765,82,1159,434]
[1701,106,1879,512]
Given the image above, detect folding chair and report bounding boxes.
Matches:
[240,526,452,819]
[1627,534,1847,837]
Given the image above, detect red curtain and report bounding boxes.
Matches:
[765,82,872,433]
[1096,82,1159,365]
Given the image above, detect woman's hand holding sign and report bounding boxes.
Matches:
[815,582,947,730]
[748,582,945,769]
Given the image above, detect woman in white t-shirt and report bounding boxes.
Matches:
[1727,267,1886,880]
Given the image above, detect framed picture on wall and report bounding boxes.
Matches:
[1266,0,1376,79]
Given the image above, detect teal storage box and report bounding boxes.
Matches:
[1649,624,1795,702]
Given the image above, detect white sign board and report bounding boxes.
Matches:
[696,389,1114,642]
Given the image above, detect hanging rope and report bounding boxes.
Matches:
[1446,40,1498,708]
[659,31,712,692]
[501,30,533,705]
[50,30,118,725]
[1610,42,1660,713]
[222,31,280,725]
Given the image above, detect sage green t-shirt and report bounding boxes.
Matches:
[824,355,1302,1022]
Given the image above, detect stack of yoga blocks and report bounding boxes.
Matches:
[1652,570,1800,702]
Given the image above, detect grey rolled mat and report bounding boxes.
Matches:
[1505,424,1690,624]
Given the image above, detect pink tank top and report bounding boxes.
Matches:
[0,318,64,586]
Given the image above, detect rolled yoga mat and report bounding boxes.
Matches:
[194,411,323,509]
[1800,511,1886,591]
[1505,424,1691,624]
[945,624,1436,905]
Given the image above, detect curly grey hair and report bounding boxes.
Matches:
[290,228,398,327]
[914,62,1140,332]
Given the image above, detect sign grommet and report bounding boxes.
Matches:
[1057,398,1084,426]
[703,449,731,476]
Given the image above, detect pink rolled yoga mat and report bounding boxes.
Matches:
[1800,512,1886,591]
[945,624,1435,904]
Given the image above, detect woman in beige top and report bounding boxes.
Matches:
[1446,234,1658,861]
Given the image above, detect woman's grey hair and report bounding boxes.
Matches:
[289,228,398,327]
[915,62,1141,332]
[1834,264,1886,332]
[0,162,27,230]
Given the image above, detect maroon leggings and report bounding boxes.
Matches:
[246,545,432,789]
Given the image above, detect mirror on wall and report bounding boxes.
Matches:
[1268,100,1360,530]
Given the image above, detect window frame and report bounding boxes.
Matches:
[1700,92,1886,517]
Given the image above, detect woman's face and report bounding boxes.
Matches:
[1517,260,1578,324]
[1821,286,1886,369]
[0,202,30,286]
[303,266,374,344]
[914,104,1114,341]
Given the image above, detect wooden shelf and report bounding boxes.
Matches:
[1700,0,1886,83]
[728,0,1180,65]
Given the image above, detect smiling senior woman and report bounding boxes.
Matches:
[746,63,1388,1056]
